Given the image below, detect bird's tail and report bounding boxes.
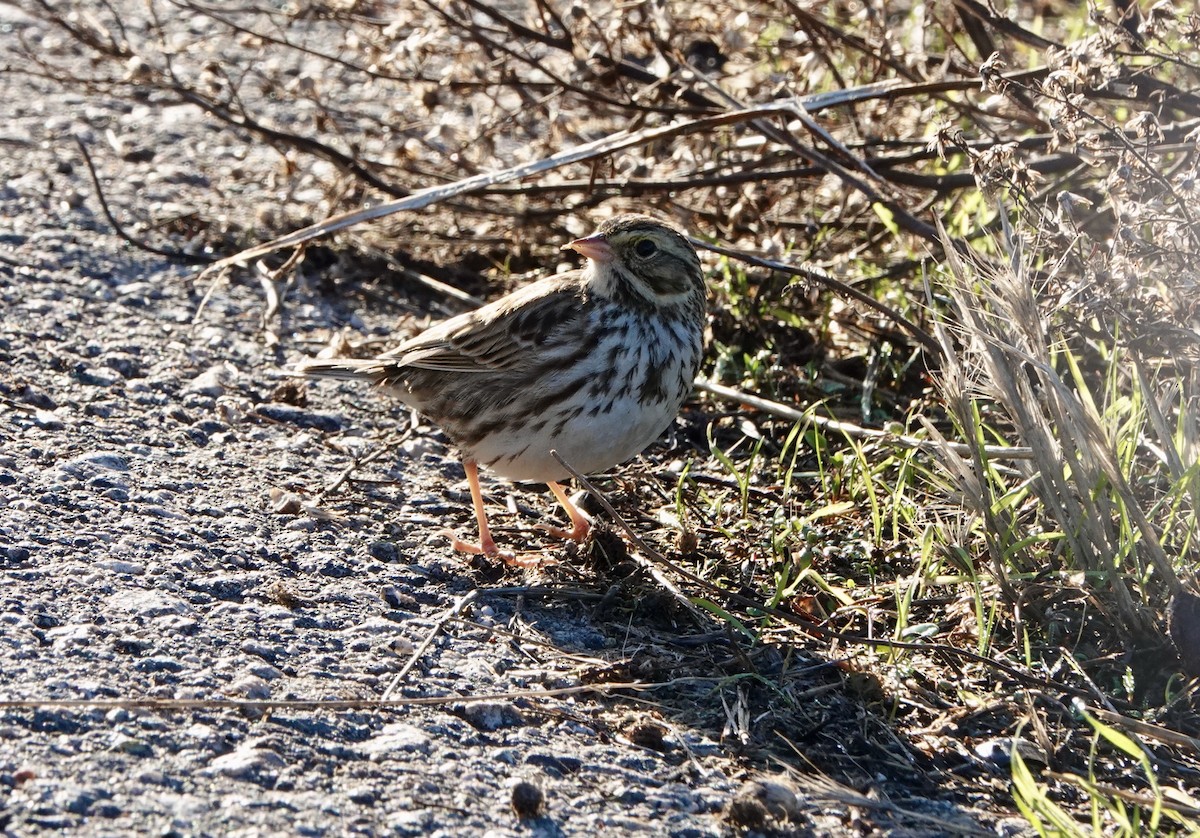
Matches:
[292,357,391,383]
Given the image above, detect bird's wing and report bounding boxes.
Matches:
[382,272,589,374]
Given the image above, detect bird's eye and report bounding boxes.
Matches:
[634,239,658,258]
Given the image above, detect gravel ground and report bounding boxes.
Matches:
[0,110,741,838]
[0,6,1014,836]
[0,9,754,833]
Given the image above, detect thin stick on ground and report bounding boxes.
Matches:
[0,680,680,712]
[695,379,1035,460]
[383,589,480,698]
[75,136,214,265]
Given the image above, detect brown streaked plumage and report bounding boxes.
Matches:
[295,214,706,562]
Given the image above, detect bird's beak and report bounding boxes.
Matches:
[563,233,614,264]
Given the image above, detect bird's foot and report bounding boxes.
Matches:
[438,529,553,568]
[534,517,591,543]
[439,527,504,557]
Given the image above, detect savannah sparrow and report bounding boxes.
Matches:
[295,214,706,562]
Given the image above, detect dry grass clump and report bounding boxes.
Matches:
[923,4,1200,650]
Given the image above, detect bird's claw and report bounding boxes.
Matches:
[439,528,551,567]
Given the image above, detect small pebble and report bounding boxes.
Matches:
[253,403,343,432]
[185,364,231,397]
[458,702,525,731]
[510,781,544,820]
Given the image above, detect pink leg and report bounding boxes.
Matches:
[441,460,500,557]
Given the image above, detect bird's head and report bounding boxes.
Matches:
[564,215,705,311]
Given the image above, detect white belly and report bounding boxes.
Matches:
[471,392,681,483]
